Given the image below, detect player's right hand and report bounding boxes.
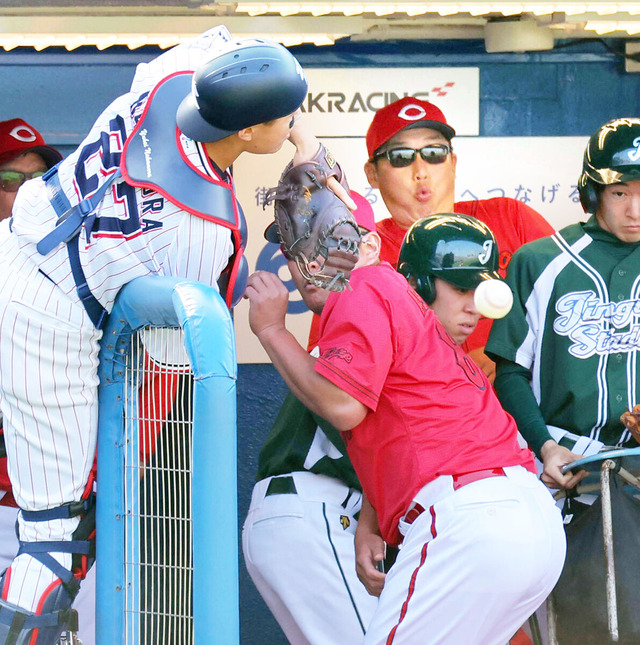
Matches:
[244,270,289,341]
[539,440,588,490]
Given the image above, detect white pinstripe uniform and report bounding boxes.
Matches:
[0,25,239,613]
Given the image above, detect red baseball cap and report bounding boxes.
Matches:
[350,190,376,234]
[0,119,63,168]
[264,189,375,244]
[366,97,456,160]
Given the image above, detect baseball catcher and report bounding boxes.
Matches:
[264,143,361,292]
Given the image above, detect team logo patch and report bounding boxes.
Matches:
[478,239,493,265]
[340,515,351,530]
[629,136,640,162]
[9,125,37,143]
[323,347,353,363]
[398,103,427,122]
[324,148,337,169]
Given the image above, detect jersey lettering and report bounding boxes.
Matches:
[130,92,151,124]
[141,195,164,215]
[437,325,485,390]
[74,115,149,241]
[499,250,512,272]
[553,290,640,358]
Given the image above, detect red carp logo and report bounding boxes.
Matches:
[323,347,353,363]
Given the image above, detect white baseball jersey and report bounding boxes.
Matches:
[9,25,236,315]
[0,25,248,616]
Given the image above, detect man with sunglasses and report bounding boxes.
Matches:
[0,118,62,222]
[364,97,554,382]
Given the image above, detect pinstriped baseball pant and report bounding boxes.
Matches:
[0,231,100,612]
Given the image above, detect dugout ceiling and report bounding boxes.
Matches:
[0,1,639,62]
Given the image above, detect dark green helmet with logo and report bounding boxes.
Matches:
[578,117,640,214]
[397,214,501,305]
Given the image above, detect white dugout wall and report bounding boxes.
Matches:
[95,276,238,644]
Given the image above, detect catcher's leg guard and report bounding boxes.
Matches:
[0,495,95,645]
[0,575,76,645]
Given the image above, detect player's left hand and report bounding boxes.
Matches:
[540,440,588,490]
[244,271,289,341]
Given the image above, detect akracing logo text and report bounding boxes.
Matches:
[301,91,437,114]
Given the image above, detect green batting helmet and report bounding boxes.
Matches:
[397,214,501,305]
[578,117,640,214]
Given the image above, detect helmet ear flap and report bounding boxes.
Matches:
[579,178,600,214]
[416,275,436,305]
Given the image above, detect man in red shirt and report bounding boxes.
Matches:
[364,97,554,381]
[246,213,565,644]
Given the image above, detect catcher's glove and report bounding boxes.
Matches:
[621,404,640,444]
[264,144,361,292]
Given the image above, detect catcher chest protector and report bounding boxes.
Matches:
[397,213,501,305]
[578,117,640,215]
[176,39,308,143]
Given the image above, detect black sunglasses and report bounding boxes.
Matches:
[373,144,451,168]
[0,169,46,192]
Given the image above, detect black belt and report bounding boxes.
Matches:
[266,476,297,496]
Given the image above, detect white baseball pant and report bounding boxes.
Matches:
[363,466,566,645]
[243,471,378,645]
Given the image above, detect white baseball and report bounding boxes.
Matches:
[474,279,513,319]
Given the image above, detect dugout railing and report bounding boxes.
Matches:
[95,276,238,645]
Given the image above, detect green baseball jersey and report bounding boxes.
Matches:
[486,216,640,447]
[256,391,362,490]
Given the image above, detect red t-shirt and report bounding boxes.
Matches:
[315,263,535,546]
[376,197,555,352]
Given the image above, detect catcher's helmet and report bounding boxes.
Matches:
[397,213,501,305]
[578,117,640,214]
[177,39,307,142]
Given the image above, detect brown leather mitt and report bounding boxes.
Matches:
[620,404,640,443]
[264,144,360,292]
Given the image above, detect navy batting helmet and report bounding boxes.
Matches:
[578,118,640,214]
[177,39,308,142]
[397,214,501,305]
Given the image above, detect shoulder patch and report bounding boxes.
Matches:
[322,347,353,363]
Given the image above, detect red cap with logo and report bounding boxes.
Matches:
[0,119,62,168]
[366,97,456,160]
